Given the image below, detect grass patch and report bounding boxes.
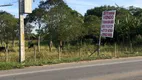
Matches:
[0,62,24,70]
[0,44,142,70]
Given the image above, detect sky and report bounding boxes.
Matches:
[0,0,142,17]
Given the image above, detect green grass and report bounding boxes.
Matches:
[0,43,142,70]
[0,62,24,70]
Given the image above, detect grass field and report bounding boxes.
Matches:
[0,42,142,70]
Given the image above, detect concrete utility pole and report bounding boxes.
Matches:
[19,0,32,63]
[19,0,25,63]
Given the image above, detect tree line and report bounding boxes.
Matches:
[1,0,142,52]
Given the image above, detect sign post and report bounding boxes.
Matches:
[98,10,116,55]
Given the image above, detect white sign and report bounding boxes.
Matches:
[24,0,33,13]
[101,10,116,38]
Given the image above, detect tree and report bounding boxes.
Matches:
[0,11,18,61]
[84,15,101,39]
[40,0,84,52]
[25,8,46,52]
[24,23,34,40]
[0,11,18,47]
[115,14,140,43]
[85,5,116,18]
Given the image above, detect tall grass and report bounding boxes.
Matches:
[0,42,142,70]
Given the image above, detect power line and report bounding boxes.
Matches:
[0,4,13,7]
[0,0,17,7]
[0,0,18,7]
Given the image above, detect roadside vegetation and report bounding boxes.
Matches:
[1,0,142,70]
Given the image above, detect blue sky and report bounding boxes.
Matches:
[0,0,142,17]
[65,0,142,15]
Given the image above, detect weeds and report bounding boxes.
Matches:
[0,43,142,70]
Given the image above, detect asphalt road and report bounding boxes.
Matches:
[0,57,142,80]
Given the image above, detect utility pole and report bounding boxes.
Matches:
[19,0,25,63]
[19,0,32,63]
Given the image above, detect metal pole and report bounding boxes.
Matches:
[19,0,25,63]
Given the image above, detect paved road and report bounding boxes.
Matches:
[0,57,142,80]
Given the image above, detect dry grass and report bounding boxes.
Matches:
[0,43,142,64]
